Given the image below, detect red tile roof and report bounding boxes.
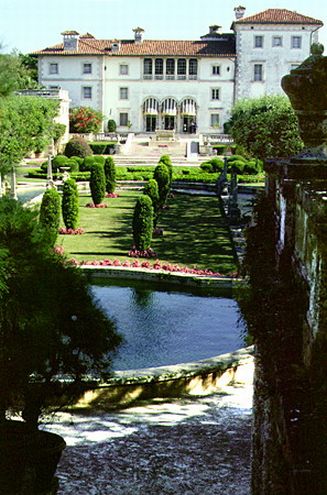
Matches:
[33,36,236,57]
[234,8,323,25]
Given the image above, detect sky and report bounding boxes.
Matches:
[0,0,327,54]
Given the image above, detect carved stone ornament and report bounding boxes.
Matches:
[282,43,327,161]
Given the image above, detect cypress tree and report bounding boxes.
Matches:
[39,187,61,245]
[62,178,79,229]
[90,163,106,205]
[132,194,154,250]
[104,156,116,194]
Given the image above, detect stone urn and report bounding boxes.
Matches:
[281,43,327,160]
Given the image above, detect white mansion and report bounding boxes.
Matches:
[34,7,323,134]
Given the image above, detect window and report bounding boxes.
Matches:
[210,114,220,128]
[177,59,187,79]
[291,36,302,49]
[166,59,175,78]
[212,65,220,76]
[119,112,129,126]
[155,58,164,79]
[83,63,92,74]
[272,36,282,47]
[254,35,264,48]
[119,87,128,100]
[120,64,129,75]
[82,86,92,99]
[254,64,263,81]
[144,58,153,78]
[189,59,198,78]
[49,63,58,75]
[211,88,220,100]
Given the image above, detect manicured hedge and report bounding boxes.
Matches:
[90,163,106,205]
[104,156,116,194]
[132,194,154,250]
[62,178,79,229]
[39,187,61,246]
[89,142,116,155]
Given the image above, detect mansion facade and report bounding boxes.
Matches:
[34,7,323,134]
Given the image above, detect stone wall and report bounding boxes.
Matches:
[250,158,327,495]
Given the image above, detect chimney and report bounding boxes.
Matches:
[133,27,145,43]
[111,40,121,53]
[234,6,246,20]
[61,30,79,51]
[209,25,221,34]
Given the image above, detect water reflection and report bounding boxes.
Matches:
[91,284,246,371]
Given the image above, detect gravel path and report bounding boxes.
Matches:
[45,384,252,495]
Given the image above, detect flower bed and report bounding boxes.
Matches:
[128,247,157,258]
[67,256,234,277]
[59,227,85,235]
[85,203,108,208]
[105,193,119,198]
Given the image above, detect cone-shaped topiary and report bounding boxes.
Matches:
[143,179,159,225]
[104,156,116,194]
[39,188,61,246]
[158,155,173,184]
[132,194,154,250]
[62,178,79,230]
[90,163,106,205]
[153,163,170,208]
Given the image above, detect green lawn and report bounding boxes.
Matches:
[58,190,237,274]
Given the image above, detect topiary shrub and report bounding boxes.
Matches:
[209,157,224,172]
[104,156,116,194]
[132,194,154,251]
[243,160,259,175]
[153,163,170,208]
[62,178,79,230]
[39,188,61,246]
[64,136,93,158]
[228,160,245,174]
[143,179,159,225]
[200,162,213,173]
[52,155,69,173]
[89,163,106,205]
[94,155,105,166]
[158,155,173,184]
[66,157,79,173]
[107,119,117,132]
[81,155,96,171]
[227,154,247,163]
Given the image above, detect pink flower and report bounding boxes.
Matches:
[113,259,121,266]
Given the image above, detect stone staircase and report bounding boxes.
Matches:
[114,135,210,166]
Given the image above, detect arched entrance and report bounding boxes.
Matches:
[143,98,159,132]
[180,98,197,134]
[161,98,177,130]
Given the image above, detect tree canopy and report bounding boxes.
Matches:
[0,50,39,97]
[0,96,59,175]
[227,95,303,160]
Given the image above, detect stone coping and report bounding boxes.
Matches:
[106,346,254,386]
[82,264,243,288]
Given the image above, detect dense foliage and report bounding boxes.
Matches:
[90,163,106,205]
[227,95,303,159]
[69,106,104,134]
[107,119,117,132]
[132,194,154,250]
[104,156,116,194]
[62,178,79,229]
[39,187,61,246]
[0,51,39,97]
[143,179,159,217]
[0,196,121,425]
[153,163,170,208]
[0,96,59,175]
[64,136,93,158]
[158,155,173,184]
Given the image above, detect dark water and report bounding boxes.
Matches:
[91,283,246,371]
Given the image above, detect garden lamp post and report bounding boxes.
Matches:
[47,138,55,188]
[9,166,17,200]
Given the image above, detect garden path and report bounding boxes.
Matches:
[45,381,252,494]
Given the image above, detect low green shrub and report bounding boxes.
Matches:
[227,154,247,163]
[90,163,106,205]
[52,155,69,172]
[39,188,61,246]
[94,155,105,166]
[64,136,93,158]
[200,162,214,173]
[132,194,154,250]
[62,178,79,230]
[89,142,116,155]
[228,160,245,174]
[104,156,116,194]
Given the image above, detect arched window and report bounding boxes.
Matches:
[143,58,153,79]
[180,98,197,116]
[161,98,177,115]
[143,97,159,115]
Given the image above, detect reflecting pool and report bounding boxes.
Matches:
[91,281,246,371]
